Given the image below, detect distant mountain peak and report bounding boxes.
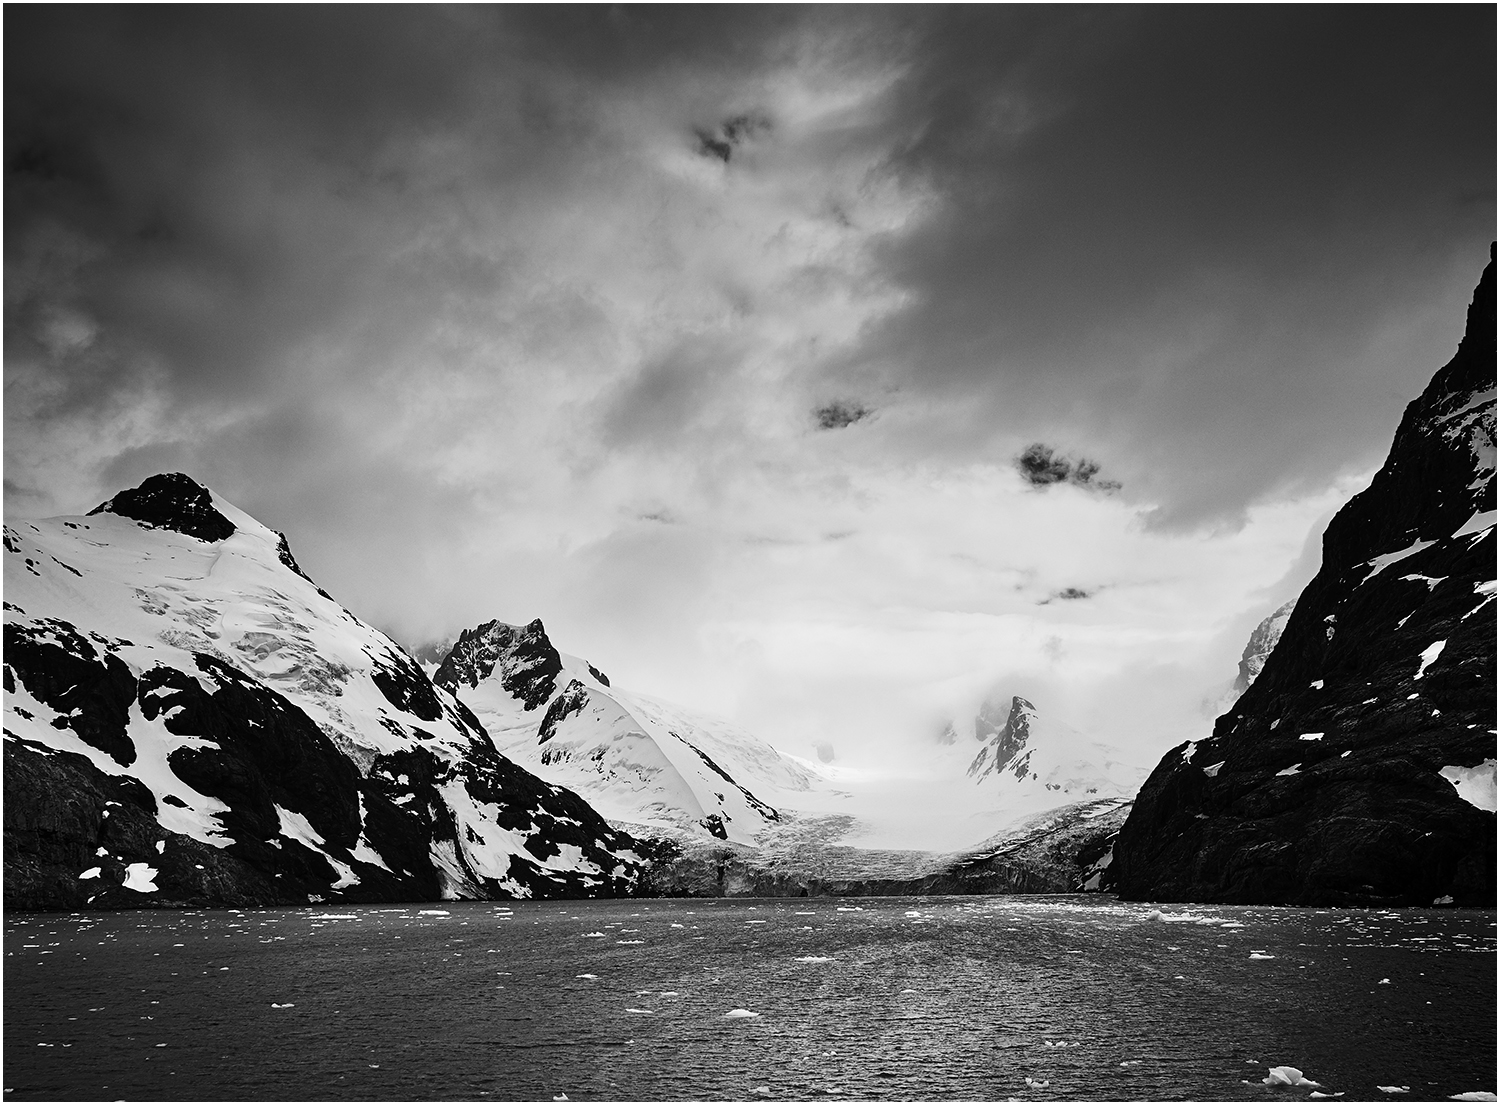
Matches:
[433,618,562,710]
[87,472,235,543]
[968,695,1036,781]
[1234,599,1297,694]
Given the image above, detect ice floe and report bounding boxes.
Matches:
[1448,1095,1498,1102]
[1376,1086,1410,1094]
[1249,952,1276,960]
[1025,1076,1050,1088]
[793,956,834,963]
[270,1003,295,1009]
[417,910,449,916]
[1262,1066,1320,1087]
[575,974,598,980]
[723,1008,760,1019]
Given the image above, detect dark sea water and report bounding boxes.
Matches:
[3,895,1494,1102]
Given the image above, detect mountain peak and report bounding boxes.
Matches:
[433,618,562,709]
[87,472,236,543]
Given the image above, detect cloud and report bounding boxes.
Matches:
[814,400,873,430]
[4,8,1491,777]
[1015,444,1120,492]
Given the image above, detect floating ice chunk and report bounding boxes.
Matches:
[1415,640,1447,680]
[582,932,606,937]
[1310,680,1324,689]
[1376,1088,1410,1095]
[1263,1066,1320,1087]
[1378,978,1391,984]
[1276,764,1302,777]
[1439,760,1497,812]
[723,1008,760,1019]
[1143,909,1165,922]
[616,940,644,945]
[794,956,834,963]
[554,1094,568,1101]
[1249,952,1275,960]
[1120,1060,1142,1067]
[625,1008,653,1015]
[122,863,158,893]
[751,1088,771,1097]
[1309,1092,1345,1098]
[1025,1077,1050,1088]
[1433,896,1455,906]
[418,910,449,917]
[1300,733,1324,741]
[312,914,357,920]
[79,868,101,880]
[575,974,598,980]
[270,1003,295,1009]
[1448,1095,1498,1102]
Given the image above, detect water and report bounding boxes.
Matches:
[4,896,1494,1101]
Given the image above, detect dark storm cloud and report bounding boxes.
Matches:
[1015,443,1119,492]
[5,5,1493,539]
[837,5,1495,524]
[814,400,872,430]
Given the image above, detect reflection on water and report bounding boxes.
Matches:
[4,895,1495,1101]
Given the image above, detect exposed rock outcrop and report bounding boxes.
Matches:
[1113,248,1497,907]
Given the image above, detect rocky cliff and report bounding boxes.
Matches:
[1113,249,1497,906]
[4,475,645,910]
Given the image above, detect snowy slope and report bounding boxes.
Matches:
[4,474,643,908]
[434,620,822,845]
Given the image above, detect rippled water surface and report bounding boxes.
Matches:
[4,896,1495,1101]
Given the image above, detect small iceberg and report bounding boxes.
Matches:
[1120,1061,1142,1068]
[1376,1088,1410,1095]
[723,1008,760,1019]
[1263,1066,1320,1087]
[1310,1092,1345,1099]
[575,974,598,980]
[582,931,606,937]
[418,910,449,917]
[1143,909,1166,922]
[1249,952,1276,960]
[793,956,834,963]
[625,1008,654,1015]
[270,1003,295,1009]
[1448,1095,1498,1102]
[1025,1076,1050,1088]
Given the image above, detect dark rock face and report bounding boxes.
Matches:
[87,473,236,543]
[538,679,589,745]
[967,695,1037,782]
[1114,249,1497,907]
[433,619,562,710]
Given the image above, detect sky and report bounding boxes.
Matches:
[5,6,1495,776]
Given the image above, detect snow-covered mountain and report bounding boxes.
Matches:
[960,693,1146,812]
[1233,599,1296,694]
[431,620,823,845]
[4,474,644,909]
